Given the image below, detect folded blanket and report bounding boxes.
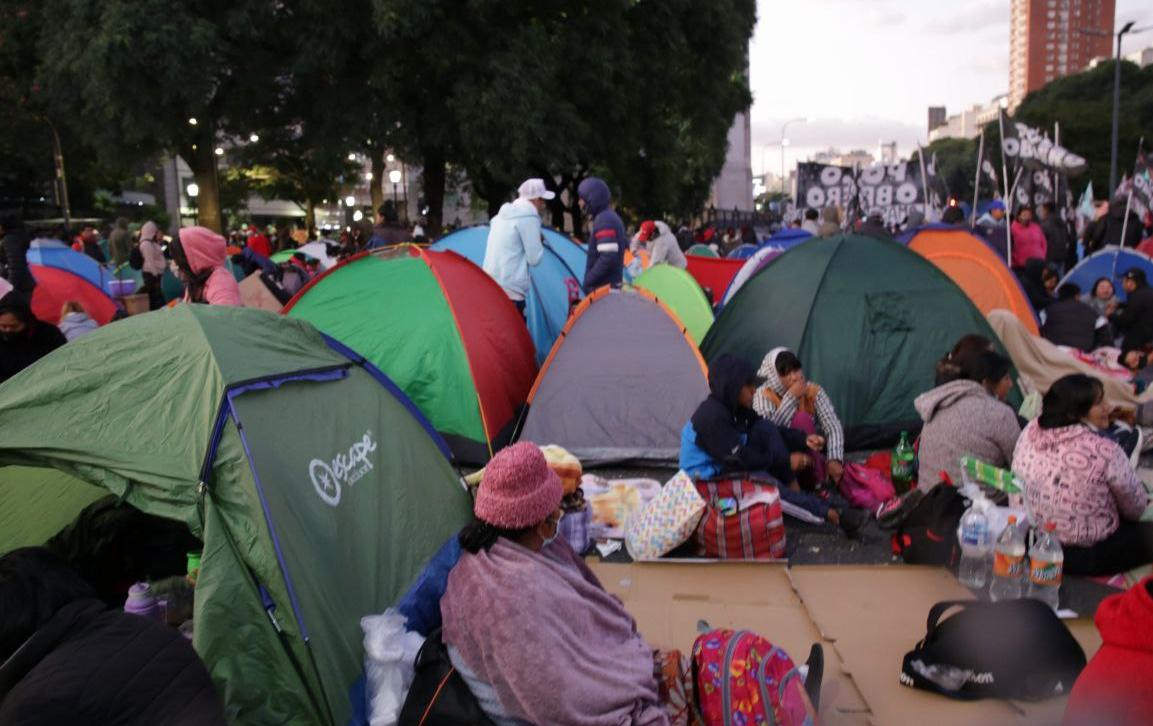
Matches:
[988,309,1153,412]
[465,444,583,496]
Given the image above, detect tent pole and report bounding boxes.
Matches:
[972,130,984,227]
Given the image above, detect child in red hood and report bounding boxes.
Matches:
[1064,576,1153,725]
[169,226,241,306]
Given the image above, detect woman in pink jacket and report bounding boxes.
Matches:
[170,226,241,306]
[1010,205,1048,270]
[1013,374,1152,576]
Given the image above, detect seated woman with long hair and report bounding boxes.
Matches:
[1013,374,1153,576]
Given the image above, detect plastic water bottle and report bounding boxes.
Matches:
[891,431,915,494]
[124,582,167,622]
[957,494,991,589]
[1027,522,1064,611]
[990,515,1026,601]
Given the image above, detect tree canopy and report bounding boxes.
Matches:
[2,0,756,233]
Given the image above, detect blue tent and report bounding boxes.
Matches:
[1061,247,1153,302]
[726,243,759,260]
[431,226,587,364]
[766,228,812,249]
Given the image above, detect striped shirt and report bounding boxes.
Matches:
[754,383,845,462]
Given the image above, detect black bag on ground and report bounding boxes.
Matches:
[900,599,1087,700]
[398,628,495,726]
[891,483,965,566]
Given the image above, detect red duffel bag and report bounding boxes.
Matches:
[693,477,786,559]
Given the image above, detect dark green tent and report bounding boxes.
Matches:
[701,234,1009,448]
[0,306,471,724]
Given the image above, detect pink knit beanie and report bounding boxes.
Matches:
[475,442,563,530]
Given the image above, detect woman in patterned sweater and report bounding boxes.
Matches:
[1013,374,1153,576]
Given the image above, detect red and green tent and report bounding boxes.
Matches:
[284,246,537,463]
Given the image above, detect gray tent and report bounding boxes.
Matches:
[518,287,709,464]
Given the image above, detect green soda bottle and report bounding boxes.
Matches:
[891,431,915,494]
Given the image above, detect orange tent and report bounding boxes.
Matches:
[906,226,1038,335]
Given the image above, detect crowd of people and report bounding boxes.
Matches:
[5,171,1153,724]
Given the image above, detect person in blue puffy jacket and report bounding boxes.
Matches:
[578,177,626,292]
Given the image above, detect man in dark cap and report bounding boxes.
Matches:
[1112,268,1153,368]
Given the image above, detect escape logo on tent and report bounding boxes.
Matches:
[309,430,378,507]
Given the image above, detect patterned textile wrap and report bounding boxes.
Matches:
[694,478,786,560]
[655,649,701,726]
[625,470,707,560]
[692,629,813,726]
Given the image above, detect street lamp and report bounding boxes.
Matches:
[389,169,402,220]
[1081,21,1147,192]
[188,117,198,126]
[249,133,259,143]
[186,183,199,198]
[780,117,806,196]
[344,195,356,208]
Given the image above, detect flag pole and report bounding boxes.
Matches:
[1000,111,1014,266]
[1053,122,1061,223]
[1118,136,1144,251]
[917,144,931,223]
[972,129,985,227]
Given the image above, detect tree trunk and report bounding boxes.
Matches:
[177,142,224,232]
[535,172,566,231]
[370,151,384,214]
[420,146,446,236]
[305,200,316,233]
[565,177,585,239]
[185,141,223,232]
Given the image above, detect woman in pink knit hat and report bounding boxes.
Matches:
[440,441,668,726]
[169,226,241,306]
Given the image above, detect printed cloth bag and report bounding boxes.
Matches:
[625,470,707,560]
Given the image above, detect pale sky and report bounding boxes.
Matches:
[749,0,1153,177]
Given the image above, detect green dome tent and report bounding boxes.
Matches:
[284,246,537,464]
[701,234,1011,448]
[632,264,714,346]
[0,306,471,725]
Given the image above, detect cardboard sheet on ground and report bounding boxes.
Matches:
[789,565,1102,726]
[587,560,871,725]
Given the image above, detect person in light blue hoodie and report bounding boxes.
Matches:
[482,178,554,317]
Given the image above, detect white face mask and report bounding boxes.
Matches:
[540,513,564,547]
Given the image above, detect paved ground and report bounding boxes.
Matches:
[590,464,1120,616]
